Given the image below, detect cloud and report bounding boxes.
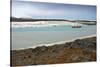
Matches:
[12,0,96,20]
[12,1,65,18]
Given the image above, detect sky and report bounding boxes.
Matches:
[11,0,96,20]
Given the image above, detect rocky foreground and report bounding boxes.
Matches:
[11,37,96,66]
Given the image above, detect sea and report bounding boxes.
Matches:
[11,21,96,50]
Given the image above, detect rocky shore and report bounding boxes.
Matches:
[11,37,96,66]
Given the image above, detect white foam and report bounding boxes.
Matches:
[11,21,84,28]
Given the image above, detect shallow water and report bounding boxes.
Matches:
[11,22,96,50]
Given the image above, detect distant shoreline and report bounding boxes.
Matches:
[10,17,96,22]
[12,34,96,50]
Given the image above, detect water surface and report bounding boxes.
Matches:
[11,22,96,50]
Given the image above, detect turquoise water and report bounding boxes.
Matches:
[12,25,96,50]
[12,25,75,32]
[12,25,91,32]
